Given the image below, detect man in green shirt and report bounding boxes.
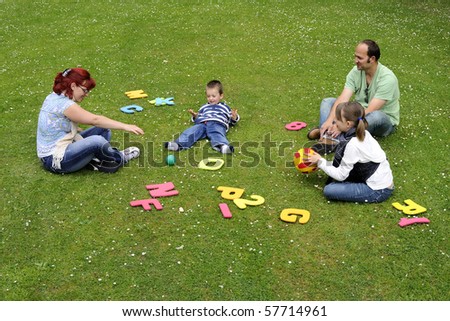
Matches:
[309,39,400,143]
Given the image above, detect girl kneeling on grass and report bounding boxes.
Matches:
[307,101,394,203]
[37,68,144,174]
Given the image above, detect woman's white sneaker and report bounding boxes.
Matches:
[121,146,140,163]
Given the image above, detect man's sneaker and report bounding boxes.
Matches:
[121,146,140,163]
[220,144,233,154]
[164,141,179,151]
[307,127,320,140]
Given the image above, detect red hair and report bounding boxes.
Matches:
[53,68,96,99]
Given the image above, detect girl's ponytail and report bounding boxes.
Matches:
[355,115,368,141]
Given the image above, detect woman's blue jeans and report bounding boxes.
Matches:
[175,121,230,151]
[320,98,396,137]
[41,127,123,174]
[323,181,394,203]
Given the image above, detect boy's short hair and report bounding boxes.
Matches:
[207,80,223,95]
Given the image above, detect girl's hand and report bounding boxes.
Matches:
[306,150,322,164]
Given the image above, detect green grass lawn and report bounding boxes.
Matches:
[1,0,449,301]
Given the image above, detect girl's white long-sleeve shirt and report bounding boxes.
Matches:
[317,131,393,190]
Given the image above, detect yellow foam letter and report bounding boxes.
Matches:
[392,199,427,215]
[217,186,245,200]
[233,195,265,209]
[280,208,311,224]
[198,158,224,171]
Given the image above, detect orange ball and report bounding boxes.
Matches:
[293,148,318,174]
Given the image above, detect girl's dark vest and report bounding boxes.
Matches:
[326,128,380,185]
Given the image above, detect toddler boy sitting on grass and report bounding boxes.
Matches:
[165,80,239,154]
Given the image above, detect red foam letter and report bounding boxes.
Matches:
[219,203,232,219]
[146,182,179,198]
[398,217,430,227]
[130,198,163,211]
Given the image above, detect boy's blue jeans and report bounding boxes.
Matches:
[320,98,396,137]
[175,121,230,151]
[41,127,123,173]
[323,181,394,203]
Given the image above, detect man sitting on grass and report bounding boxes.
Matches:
[308,39,400,154]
